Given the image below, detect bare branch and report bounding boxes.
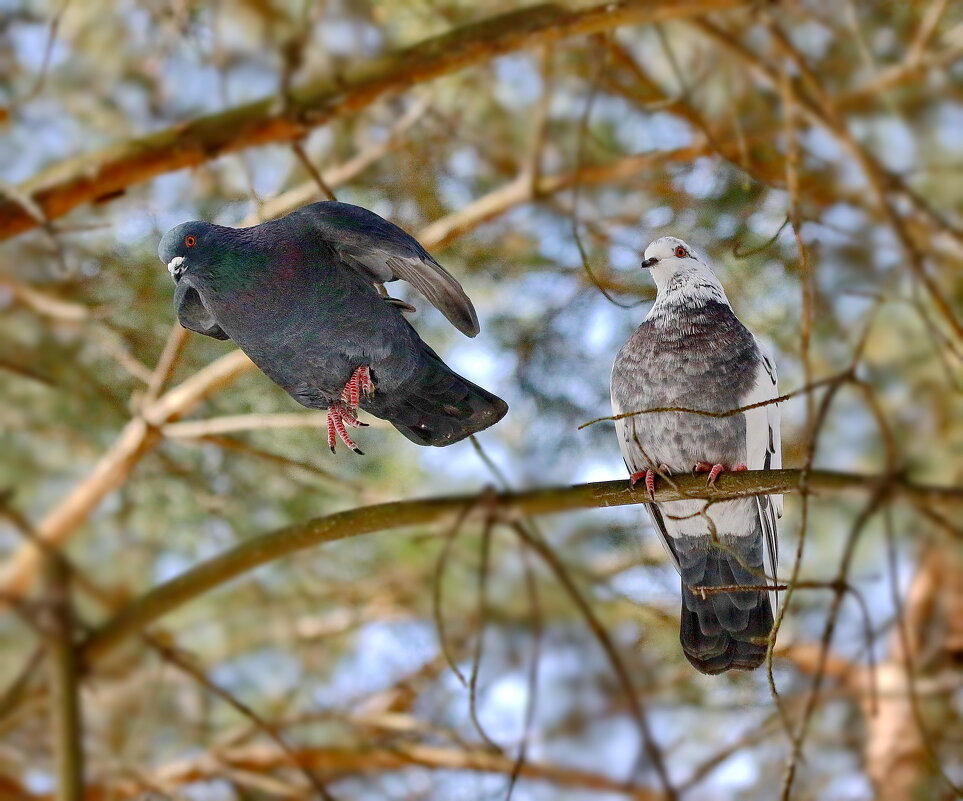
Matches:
[245,96,431,225]
[42,557,84,801]
[163,412,340,438]
[0,350,256,606]
[77,470,963,674]
[0,0,746,241]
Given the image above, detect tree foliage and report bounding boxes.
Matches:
[1,1,961,800]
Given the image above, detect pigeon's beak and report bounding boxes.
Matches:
[640,257,659,269]
[167,256,186,281]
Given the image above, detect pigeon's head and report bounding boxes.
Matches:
[158,221,226,283]
[640,236,720,295]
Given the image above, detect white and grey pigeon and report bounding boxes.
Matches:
[610,237,782,674]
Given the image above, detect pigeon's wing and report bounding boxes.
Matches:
[744,337,781,606]
[304,201,479,337]
[173,279,230,340]
[745,337,782,509]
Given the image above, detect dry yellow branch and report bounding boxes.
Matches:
[0,0,745,241]
[0,350,256,606]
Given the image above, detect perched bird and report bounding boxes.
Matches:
[610,237,781,674]
[158,201,507,453]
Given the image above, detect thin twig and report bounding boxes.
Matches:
[467,513,502,753]
[579,369,854,428]
[142,325,189,406]
[147,636,339,801]
[511,522,678,800]
[882,513,963,796]
[506,534,542,801]
[431,499,478,687]
[292,140,338,201]
[570,35,642,311]
[780,486,889,800]
[18,0,70,104]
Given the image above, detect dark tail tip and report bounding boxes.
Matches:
[389,386,508,447]
[672,534,775,675]
[680,583,774,674]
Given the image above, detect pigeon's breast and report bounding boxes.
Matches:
[612,300,759,472]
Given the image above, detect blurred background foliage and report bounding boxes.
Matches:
[0,0,961,799]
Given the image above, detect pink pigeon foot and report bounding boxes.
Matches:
[327,402,367,455]
[693,461,747,487]
[341,365,375,408]
[629,464,670,501]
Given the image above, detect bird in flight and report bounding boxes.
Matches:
[610,237,781,674]
[159,201,507,454]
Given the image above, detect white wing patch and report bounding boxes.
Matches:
[745,337,782,511]
[745,336,782,605]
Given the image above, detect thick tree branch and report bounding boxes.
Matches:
[80,469,963,669]
[0,0,744,241]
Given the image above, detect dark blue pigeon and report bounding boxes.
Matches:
[158,201,507,454]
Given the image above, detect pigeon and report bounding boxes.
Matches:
[610,237,781,674]
[158,201,508,453]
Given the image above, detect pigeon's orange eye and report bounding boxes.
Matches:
[185,235,196,247]
[674,245,687,258]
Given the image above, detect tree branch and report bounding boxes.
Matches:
[42,557,84,801]
[0,350,256,606]
[79,469,963,669]
[0,0,744,241]
[77,741,665,801]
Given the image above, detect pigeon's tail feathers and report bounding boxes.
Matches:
[379,351,507,447]
[680,583,774,674]
[673,533,774,674]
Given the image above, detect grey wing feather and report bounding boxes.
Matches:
[173,280,230,340]
[305,201,480,337]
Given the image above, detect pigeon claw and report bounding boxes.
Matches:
[341,365,375,408]
[693,462,747,487]
[327,402,364,455]
[630,464,669,501]
[647,464,670,500]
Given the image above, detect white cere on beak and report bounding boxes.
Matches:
[167,256,185,276]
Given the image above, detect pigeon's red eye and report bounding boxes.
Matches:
[674,246,687,258]
[185,235,196,247]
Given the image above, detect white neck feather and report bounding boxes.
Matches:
[645,269,730,322]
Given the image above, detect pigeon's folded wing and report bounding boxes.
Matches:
[173,279,230,340]
[744,336,782,607]
[304,201,480,337]
[745,337,782,511]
